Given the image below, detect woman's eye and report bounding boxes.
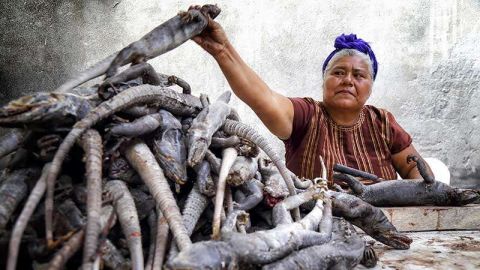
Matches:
[333,70,344,76]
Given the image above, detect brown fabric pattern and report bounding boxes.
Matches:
[284,98,412,185]
[301,97,322,179]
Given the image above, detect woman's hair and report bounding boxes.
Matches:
[323,49,374,80]
[322,34,378,80]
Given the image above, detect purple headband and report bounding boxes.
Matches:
[322,34,378,80]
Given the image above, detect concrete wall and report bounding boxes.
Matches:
[1,0,479,187]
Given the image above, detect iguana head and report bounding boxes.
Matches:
[166,241,235,270]
[0,92,91,131]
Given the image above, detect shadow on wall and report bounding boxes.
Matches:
[0,0,124,101]
[455,170,480,189]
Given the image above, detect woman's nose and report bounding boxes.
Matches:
[342,73,353,85]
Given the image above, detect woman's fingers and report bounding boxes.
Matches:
[193,19,228,56]
[192,35,203,45]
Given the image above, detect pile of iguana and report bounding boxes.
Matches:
[0,3,477,270]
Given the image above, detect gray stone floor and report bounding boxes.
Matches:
[356,230,480,270]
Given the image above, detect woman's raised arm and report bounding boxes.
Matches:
[193,18,294,140]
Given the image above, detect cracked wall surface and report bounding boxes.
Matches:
[0,0,479,187]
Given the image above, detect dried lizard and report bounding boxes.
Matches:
[187,91,232,167]
[105,4,221,77]
[335,155,479,206]
[52,4,221,93]
[105,180,144,270]
[151,110,188,185]
[79,130,103,270]
[0,92,93,131]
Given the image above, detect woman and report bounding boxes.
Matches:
[193,17,429,185]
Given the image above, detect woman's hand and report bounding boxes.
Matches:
[192,17,229,59]
[192,14,294,140]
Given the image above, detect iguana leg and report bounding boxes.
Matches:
[297,197,332,234]
[407,155,435,184]
[195,160,215,196]
[168,75,191,95]
[333,163,380,182]
[292,174,313,189]
[178,8,202,23]
[204,149,221,174]
[99,63,162,100]
[294,229,332,249]
[333,173,366,195]
[199,93,210,107]
[105,47,144,78]
[211,135,241,148]
[233,180,263,211]
[236,138,259,157]
[273,188,323,226]
[36,134,62,162]
[360,241,378,268]
[331,183,346,192]
[221,209,249,234]
[452,188,480,205]
[318,198,333,233]
[243,234,299,265]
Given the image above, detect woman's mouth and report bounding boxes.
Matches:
[336,89,354,96]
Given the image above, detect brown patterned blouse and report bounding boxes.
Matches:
[284,98,412,185]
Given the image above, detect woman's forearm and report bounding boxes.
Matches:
[214,41,274,111]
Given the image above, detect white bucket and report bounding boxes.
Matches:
[424,157,450,185]
[395,157,451,185]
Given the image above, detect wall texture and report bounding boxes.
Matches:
[0,0,479,187]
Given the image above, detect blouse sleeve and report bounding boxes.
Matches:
[386,111,413,154]
[283,97,316,148]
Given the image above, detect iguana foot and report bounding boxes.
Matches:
[178,10,195,23]
[37,134,62,161]
[377,231,412,250]
[360,241,378,268]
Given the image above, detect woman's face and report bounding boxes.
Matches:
[323,55,373,111]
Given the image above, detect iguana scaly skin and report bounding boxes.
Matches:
[104,180,144,270]
[0,168,41,230]
[222,119,301,221]
[0,129,29,159]
[167,183,210,260]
